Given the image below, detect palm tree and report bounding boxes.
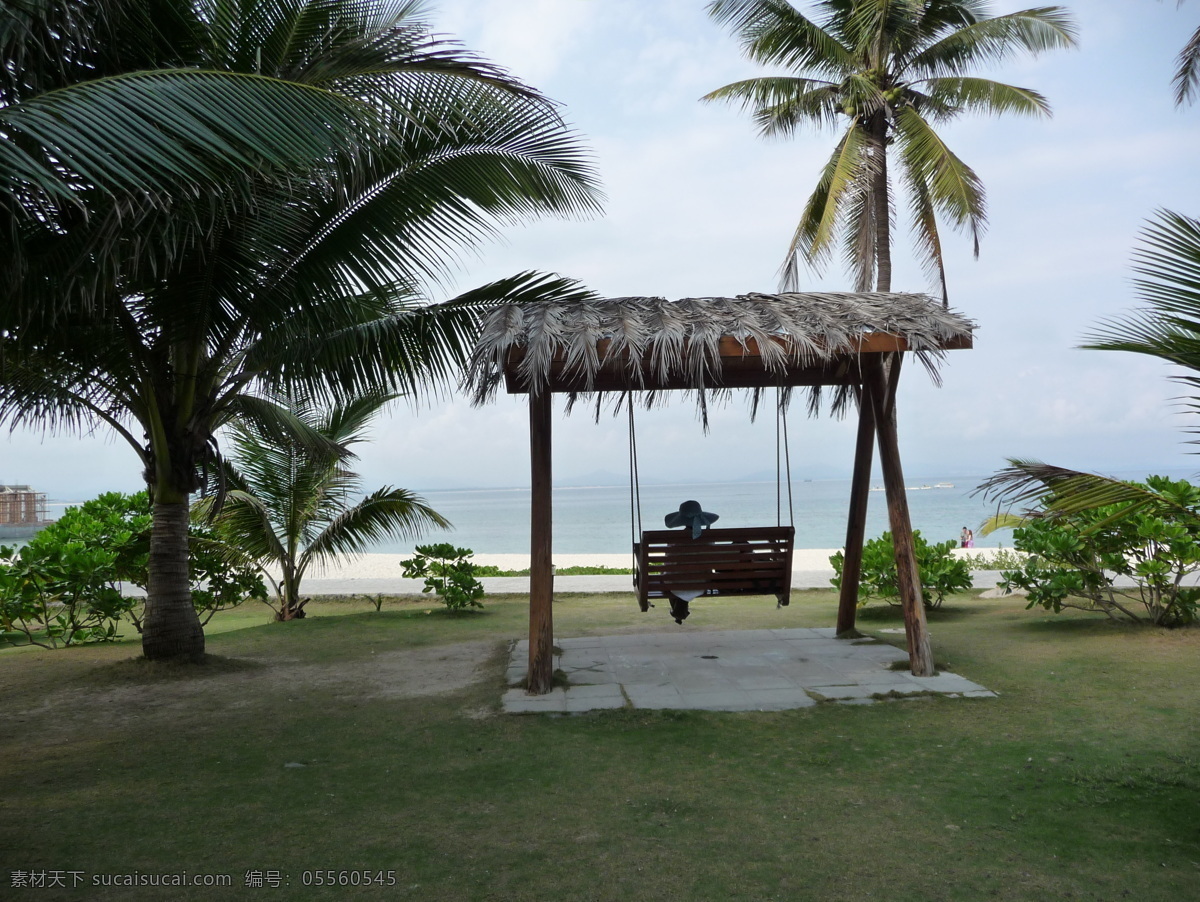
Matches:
[980,210,1200,517]
[198,391,447,621]
[0,0,601,660]
[0,0,427,316]
[703,0,1075,297]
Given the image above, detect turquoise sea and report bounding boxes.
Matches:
[392,477,1018,555]
[27,467,1194,556]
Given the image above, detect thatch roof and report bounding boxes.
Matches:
[466,291,974,413]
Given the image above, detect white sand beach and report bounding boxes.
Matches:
[298,546,999,580]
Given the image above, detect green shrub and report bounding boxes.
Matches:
[1000,476,1200,627]
[0,540,134,647]
[474,564,633,577]
[966,546,1028,570]
[400,544,485,611]
[0,492,149,646]
[830,530,972,610]
[0,491,265,647]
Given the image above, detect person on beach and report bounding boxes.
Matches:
[960,527,974,548]
[662,500,719,624]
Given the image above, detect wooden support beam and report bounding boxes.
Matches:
[836,385,875,636]
[864,354,935,677]
[527,390,555,694]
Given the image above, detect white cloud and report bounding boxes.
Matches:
[435,0,599,87]
[6,0,1200,502]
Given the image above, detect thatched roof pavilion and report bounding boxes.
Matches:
[469,291,973,399]
[467,291,974,695]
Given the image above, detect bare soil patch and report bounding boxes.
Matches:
[7,640,498,741]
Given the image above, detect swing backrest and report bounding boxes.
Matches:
[633,526,795,610]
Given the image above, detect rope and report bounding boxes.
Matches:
[775,387,795,529]
[775,391,782,528]
[627,397,643,563]
[782,390,795,529]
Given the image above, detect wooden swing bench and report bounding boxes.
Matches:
[633,526,795,612]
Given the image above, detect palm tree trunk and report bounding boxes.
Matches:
[870,112,891,292]
[142,497,205,660]
[279,561,305,620]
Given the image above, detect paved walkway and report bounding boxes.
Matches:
[502,627,996,714]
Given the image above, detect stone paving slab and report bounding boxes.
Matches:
[503,628,996,714]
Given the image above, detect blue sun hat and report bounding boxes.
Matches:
[664,500,719,539]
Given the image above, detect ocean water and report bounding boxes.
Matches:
[389,478,1015,555]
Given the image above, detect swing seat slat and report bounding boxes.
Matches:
[634,526,795,611]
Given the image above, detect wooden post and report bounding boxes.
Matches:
[836,384,876,636]
[864,354,935,677]
[527,389,555,694]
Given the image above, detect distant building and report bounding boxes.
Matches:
[0,485,50,539]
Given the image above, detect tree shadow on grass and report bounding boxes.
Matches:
[854,600,982,625]
[86,654,265,687]
[1009,615,1154,637]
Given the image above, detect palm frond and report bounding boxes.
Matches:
[220,394,347,462]
[301,487,451,569]
[250,272,595,405]
[838,152,881,292]
[976,459,1197,524]
[786,125,874,274]
[1084,210,1200,366]
[701,77,842,136]
[893,106,985,257]
[195,488,289,567]
[706,0,852,77]
[1174,23,1200,106]
[900,162,949,302]
[978,511,1028,536]
[1,69,375,214]
[909,7,1077,78]
[919,76,1051,121]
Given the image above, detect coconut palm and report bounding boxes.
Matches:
[197,391,447,621]
[0,0,438,315]
[0,0,601,660]
[980,210,1200,518]
[703,0,1075,297]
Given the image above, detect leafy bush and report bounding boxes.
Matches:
[0,492,149,646]
[830,530,972,610]
[0,491,264,647]
[400,544,485,611]
[1000,476,1200,627]
[473,564,633,577]
[965,546,1028,570]
[0,541,134,647]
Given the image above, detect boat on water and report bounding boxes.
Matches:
[934,482,955,489]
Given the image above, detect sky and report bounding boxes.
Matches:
[4,1,1200,501]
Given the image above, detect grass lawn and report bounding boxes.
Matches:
[2,589,1198,901]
